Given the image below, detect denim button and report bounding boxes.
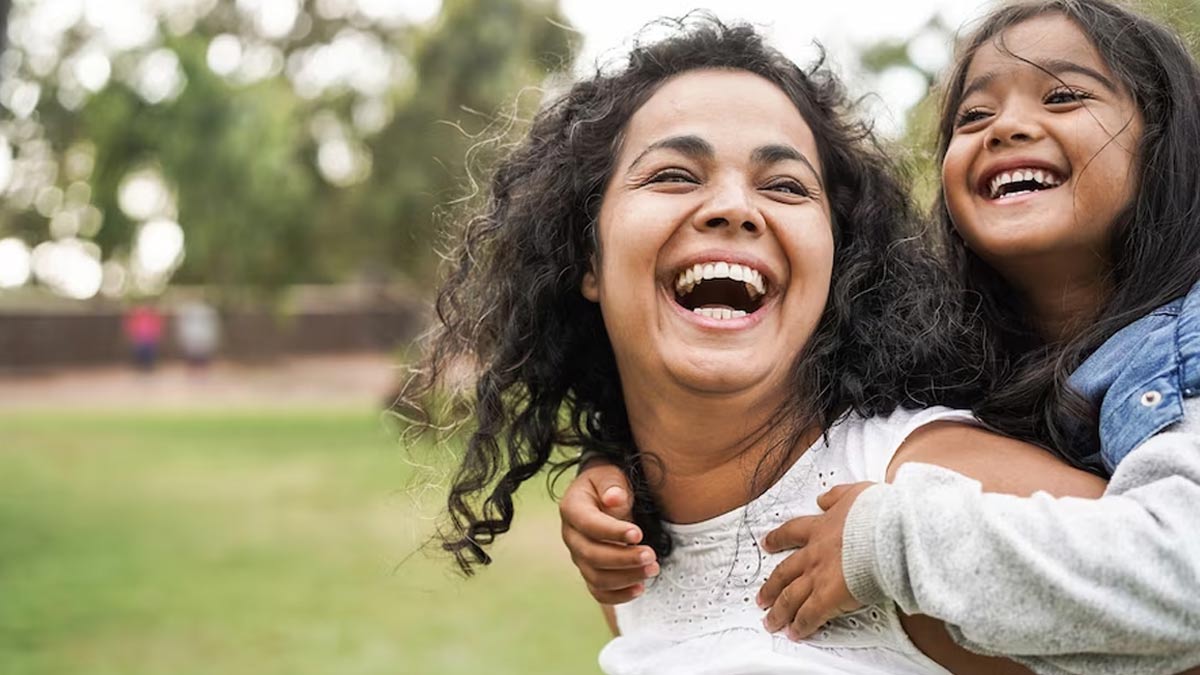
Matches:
[1140,390,1163,407]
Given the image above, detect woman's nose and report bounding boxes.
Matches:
[693,180,764,234]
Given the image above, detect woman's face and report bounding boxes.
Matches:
[582,69,834,405]
[942,14,1142,276]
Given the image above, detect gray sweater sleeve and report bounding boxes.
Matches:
[841,399,1200,675]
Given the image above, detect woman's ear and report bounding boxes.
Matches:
[581,258,600,302]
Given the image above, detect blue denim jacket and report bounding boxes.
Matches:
[1067,281,1200,474]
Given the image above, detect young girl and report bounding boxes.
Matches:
[565,1,1200,673]
[416,15,1108,675]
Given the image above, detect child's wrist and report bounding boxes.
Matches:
[576,449,615,475]
[842,483,889,606]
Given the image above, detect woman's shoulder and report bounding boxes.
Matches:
[831,406,977,441]
[820,406,977,484]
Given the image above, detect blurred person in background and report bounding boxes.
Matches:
[124,304,164,372]
[175,299,220,370]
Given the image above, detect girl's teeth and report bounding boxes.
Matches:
[988,167,1065,199]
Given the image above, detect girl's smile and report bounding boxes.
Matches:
[942,14,1142,275]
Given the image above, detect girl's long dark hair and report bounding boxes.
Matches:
[411,16,988,574]
[935,0,1200,466]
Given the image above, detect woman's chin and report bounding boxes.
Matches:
[662,352,782,398]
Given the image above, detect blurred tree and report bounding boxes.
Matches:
[0,0,576,302]
[0,0,9,53]
[322,0,576,284]
[1141,0,1200,54]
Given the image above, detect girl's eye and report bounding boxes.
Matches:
[763,179,810,197]
[954,107,990,128]
[1045,87,1093,105]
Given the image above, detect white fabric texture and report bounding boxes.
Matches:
[599,406,974,675]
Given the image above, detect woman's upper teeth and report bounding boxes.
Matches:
[674,261,766,297]
[989,168,1063,198]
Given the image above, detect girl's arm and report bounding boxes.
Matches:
[558,462,658,605]
[760,420,1104,674]
[843,408,1200,674]
[601,605,620,636]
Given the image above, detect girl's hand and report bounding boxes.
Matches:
[560,460,659,604]
[757,482,874,639]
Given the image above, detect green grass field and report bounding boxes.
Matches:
[0,409,608,675]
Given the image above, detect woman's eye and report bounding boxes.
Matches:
[1045,87,1093,105]
[646,169,697,185]
[954,107,990,128]
[763,179,809,197]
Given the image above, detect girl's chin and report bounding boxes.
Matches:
[966,228,1080,262]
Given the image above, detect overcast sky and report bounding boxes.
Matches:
[558,0,997,134]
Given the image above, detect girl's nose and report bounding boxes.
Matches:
[693,180,764,234]
[986,105,1044,149]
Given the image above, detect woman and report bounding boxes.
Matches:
[412,16,1100,675]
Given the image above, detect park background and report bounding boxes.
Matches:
[1,0,1197,673]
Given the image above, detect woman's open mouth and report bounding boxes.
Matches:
[672,261,767,320]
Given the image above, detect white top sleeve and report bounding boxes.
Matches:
[838,406,978,484]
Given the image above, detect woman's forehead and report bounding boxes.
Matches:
[618,69,820,169]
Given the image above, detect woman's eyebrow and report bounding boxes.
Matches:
[627,135,713,171]
[752,143,821,184]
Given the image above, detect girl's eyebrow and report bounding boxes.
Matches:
[960,72,998,103]
[1040,58,1119,92]
[961,59,1119,103]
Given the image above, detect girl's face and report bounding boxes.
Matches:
[582,69,834,404]
[942,14,1142,274]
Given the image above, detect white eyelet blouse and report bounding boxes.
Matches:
[599,407,974,675]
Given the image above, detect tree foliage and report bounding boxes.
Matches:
[0,0,576,301]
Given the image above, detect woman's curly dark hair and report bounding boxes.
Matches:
[409,16,990,575]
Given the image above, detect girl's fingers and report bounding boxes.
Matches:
[581,461,635,520]
[757,548,808,608]
[761,515,815,553]
[789,592,837,640]
[591,583,645,605]
[580,559,659,592]
[816,481,872,511]
[564,527,657,571]
[762,574,813,634]
[560,485,643,544]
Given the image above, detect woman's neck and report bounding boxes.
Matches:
[622,385,819,524]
